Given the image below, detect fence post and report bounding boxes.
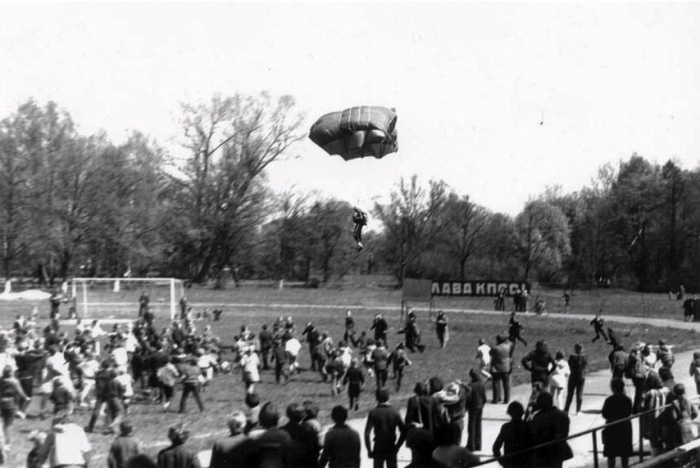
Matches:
[639,415,644,463]
[592,430,599,468]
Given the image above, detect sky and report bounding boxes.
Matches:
[1,2,699,217]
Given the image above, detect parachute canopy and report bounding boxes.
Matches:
[309,106,398,161]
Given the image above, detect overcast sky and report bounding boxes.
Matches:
[1,2,699,216]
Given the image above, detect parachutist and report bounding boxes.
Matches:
[352,207,368,251]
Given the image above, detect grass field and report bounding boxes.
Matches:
[0,277,697,466]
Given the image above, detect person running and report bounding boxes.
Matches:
[591,312,610,344]
[389,343,412,391]
[508,313,527,347]
[344,359,365,411]
[352,207,368,251]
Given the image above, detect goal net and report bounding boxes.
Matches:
[69,278,186,321]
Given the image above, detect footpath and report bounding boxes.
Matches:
[341,310,700,468]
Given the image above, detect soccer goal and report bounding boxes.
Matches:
[69,277,186,320]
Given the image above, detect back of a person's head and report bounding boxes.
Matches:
[414,381,428,396]
[303,400,319,420]
[574,343,583,353]
[406,427,434,460]
[469,368,481,382]
[376,389,390,404]
[610,378,625,395]
[507,401,525,420]
[228,411,247,435]
[428,377,444,394]
[245,392,260,408]
[286,403,305,424]
[120,421,134,436]
[535,391,554,410]
[659,366,674,382]
[555,350,564,360]
[2,365,12,378]
[434,423,458,447]
[673,383,686,398]
[259,402,280,429]
[331,405,348,425]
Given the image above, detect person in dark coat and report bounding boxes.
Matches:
[601,378,632,468]
[258,325,274,370]
[364,389,406,468]
[435,311,449,348]
[466,369,486,452]
[609,345,628,379]
[405,427,444,468]
[508,313,527,347]
[490,335,514,404]
[529,392,573,468]
[178,358,204,413]
[590,312,610,343]
[281,403,321,468]
[256,402,292,468]
[521,340,555,387]
[405,382,440,437]
[564,343,587,415]
[108,421,141,468]
[157,424,201,468]
[210,411,259,468]
[319,405,362,468]
[271,339,290,385]
[492,401,531,468]
[371,314,389,346]
[344,359,365,411]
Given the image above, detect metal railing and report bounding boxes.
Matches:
[471,395,700,468]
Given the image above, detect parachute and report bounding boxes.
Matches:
[309,106,398,161]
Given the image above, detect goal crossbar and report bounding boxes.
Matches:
[69,277,184,320]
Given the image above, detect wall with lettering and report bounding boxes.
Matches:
[431,281,530,297]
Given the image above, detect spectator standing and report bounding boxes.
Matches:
[490,335,514,404]
[108,421,142,468]
[157,424,201,468]
[435,311,449,348]
[37,413,92,468]
[625,345,647,414]
[256,403,292,468]
[406,382,439,437]
[492,401,531,468]
[364,389,406,468]
[548,351,569,410]
[663,383,699,451]
[280,403,321,468]
[319,405,361,468]
[432,423,480,468]
[529,392,573,468]
[564,344,587,416]
[521,340,555,388]
[656,340,675,369]
[210,411,259,468]
[601,379,632,468]
[405,427,439,468]
[641,371,669,457]
[466,369,486,452]
[688,351,700,395]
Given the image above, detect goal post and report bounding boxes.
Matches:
[69,277,186,320]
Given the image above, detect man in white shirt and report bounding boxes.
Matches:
[37,413,92,468]
[476,338,492,380]
[285,336,302,374]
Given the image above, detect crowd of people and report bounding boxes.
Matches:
[0,293,698,468]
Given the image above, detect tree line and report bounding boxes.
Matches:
[1,97,698,292]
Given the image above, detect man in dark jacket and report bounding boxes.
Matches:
[281,403,320,468]
[564,344,587,415]
[372,340,390,390]
[178,358,204,413]
[521,340,556,387]
[158,424,201,468]
[210,411,259,468]
[107,421,141,468]
[85,361,117,433]
[490,335,514,404]
[320,405,361,468]
[364,389,406,468]
[466,369,486,452]
[529,392,572,468]
[371,314,389,346]
[258,325,274,370]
